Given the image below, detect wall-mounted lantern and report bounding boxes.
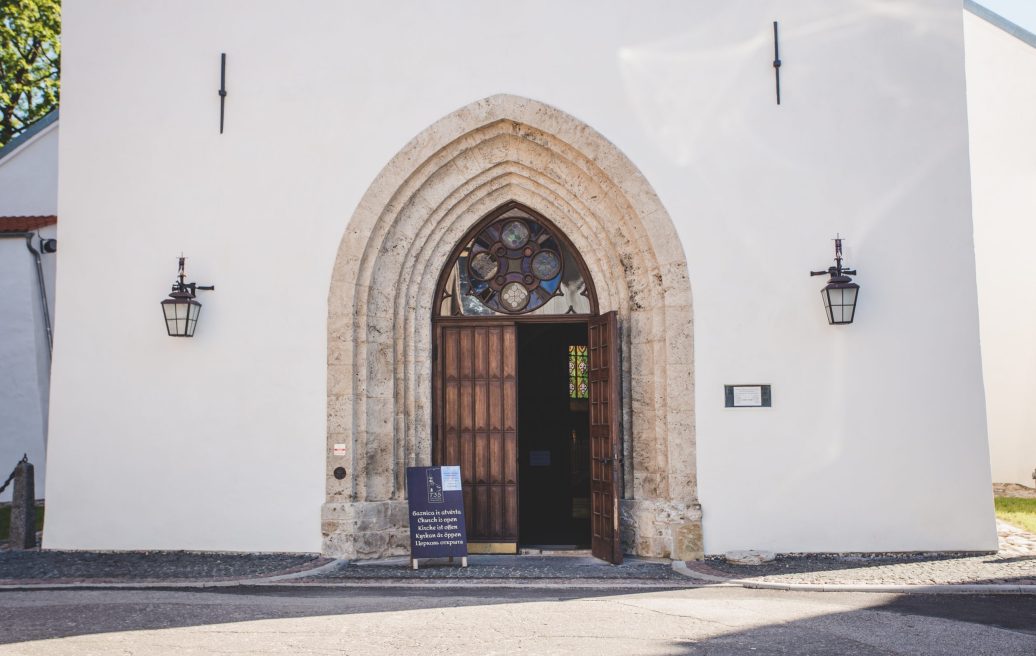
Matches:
[161,256,215,337]
[810,236,859,325]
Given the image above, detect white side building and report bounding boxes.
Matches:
[0,110,58,502]
[965,2,1036,489]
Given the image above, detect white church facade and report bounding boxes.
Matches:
[42,1,997,558]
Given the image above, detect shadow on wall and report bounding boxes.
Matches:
[618,1,956,168]
[616,0,965,286]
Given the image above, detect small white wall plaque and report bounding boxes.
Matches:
[529,450,551,466]
[734,387,762,406]
[725,385,772,408]
[333,443,347,456]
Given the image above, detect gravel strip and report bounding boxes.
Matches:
[688,554,1035,586]
[685,520,1036,587]
[0,551,326,584]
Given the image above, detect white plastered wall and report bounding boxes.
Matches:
[46,0,994,553]
[0,230,54,503]
[0,122,58,216]
[966,10,1036,488]
[0,120,58,501]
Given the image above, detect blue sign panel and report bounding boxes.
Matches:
[406,466,468,560]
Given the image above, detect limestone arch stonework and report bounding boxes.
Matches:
[325,94,702,560]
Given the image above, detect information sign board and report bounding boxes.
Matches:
[406,466,468,568]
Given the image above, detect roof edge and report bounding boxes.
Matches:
[0,215,58,233]
[965,0,1036,49]
[0,109,59,164]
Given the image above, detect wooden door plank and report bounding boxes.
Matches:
[589,311,623,564]
[433,322,518,544]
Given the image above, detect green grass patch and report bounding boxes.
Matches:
[995,497,1036,534]
[0,505,45,541]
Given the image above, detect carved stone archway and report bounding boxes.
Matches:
[325,94,701,560]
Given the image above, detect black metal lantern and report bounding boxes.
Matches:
[810,237,859,325]
[161,256,214,337]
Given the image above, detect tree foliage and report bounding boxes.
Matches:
[0,0,60,149]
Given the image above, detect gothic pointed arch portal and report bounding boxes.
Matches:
[326,95,701,560]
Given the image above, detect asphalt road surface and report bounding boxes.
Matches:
[0,586,1033,655]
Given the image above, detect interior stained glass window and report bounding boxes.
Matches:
[569,345,588,399]
[437,205,595,316]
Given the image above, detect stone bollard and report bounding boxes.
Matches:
[9,459,37,550]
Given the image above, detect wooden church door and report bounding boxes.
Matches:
[588,311,623,564]
[431,203,619,559]
[434,323,519,547]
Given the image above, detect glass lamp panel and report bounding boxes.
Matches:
[188,303,201,336]
[821,284,858,324]
[162,300,187,335]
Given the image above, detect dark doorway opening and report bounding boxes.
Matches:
[517,322,591,548]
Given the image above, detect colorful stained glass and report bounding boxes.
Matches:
[500,220,530,249]
[532,250,561,279]
[436,205,596,316]
[569,345,588,399]
[500,282,529,311]
[470,252,498,280]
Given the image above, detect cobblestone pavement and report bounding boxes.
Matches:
[999,518,1036,555]
[0,551,327,585]
[306,555,690,581]
[683,520,1036,587]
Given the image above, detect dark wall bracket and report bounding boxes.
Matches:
[773,21,782,105]
[218,54,226,135]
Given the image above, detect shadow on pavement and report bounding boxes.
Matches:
[0,585,1034,650]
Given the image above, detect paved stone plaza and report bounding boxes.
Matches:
[0,586,1034,655]
[0,511,1034,653]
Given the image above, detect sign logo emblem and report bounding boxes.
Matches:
[426,472,444,504]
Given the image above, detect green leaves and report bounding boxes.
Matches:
[0,0,60,148]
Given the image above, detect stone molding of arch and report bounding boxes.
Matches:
[325,94,701,560]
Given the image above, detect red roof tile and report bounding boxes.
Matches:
[0,215,57,233]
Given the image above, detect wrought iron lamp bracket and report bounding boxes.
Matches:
[809,237,857,281]
[168,256,215,298]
